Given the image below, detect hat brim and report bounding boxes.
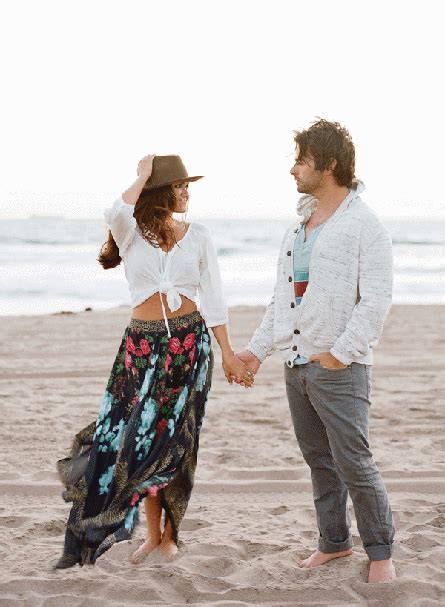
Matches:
[143,175,204,191]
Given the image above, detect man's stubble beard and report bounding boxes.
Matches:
[297,182,316,196]
[297,173,323,196]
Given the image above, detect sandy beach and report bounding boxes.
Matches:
[0,304,444,606]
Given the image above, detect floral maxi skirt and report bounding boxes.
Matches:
[56,311,213,567]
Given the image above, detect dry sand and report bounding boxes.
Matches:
[0,304,444,606]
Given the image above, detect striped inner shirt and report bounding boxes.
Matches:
[292,223,325,365]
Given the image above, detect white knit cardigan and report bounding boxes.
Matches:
[247,181,393,367]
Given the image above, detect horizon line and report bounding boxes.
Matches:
[1,213,445,222]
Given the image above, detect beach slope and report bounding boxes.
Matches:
[0,305,444,606]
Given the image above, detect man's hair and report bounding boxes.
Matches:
[294,119,356,187]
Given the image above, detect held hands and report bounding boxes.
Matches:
[137,154,156,181]
[223,350,261,388]
[222,352,255,388]
[308,352,347,370]
[236,350,261,376]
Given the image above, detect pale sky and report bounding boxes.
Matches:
[1,0,444,219]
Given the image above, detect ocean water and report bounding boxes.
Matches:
[0,215,444,316]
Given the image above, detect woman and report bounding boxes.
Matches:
[55,154,253,569]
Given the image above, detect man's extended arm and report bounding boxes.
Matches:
[236,287,277,375]
[330,229,393,365]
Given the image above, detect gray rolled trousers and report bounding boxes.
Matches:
[285,361,395,561]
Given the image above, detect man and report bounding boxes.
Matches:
[237,119,396,583]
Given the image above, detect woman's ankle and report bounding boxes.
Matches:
[146,531,162,544]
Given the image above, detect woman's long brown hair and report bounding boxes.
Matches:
[97,185,179,269]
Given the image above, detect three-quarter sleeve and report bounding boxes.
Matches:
[103,196,137,255]
[197,227,229,327]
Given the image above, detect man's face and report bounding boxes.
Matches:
[290,146,323,195]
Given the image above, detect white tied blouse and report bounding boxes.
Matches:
[104,196,228,336]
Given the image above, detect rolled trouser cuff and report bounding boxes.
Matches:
[365,543,394,561]
[318,534,353,553]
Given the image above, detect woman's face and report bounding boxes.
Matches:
[172,182,190,213]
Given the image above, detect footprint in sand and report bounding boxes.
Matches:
[28,519,67,536]
[180,518,212,532]
[179,554,239,578]
[0,516,30,528]
[268,505,290,516]
[428,515,445,529]
[185,542,241,559]
[402,533,441,551]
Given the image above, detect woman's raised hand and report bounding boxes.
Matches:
[137,154,156,181]
[122,154,156,205]
[222,353,255,388]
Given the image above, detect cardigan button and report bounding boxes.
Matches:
[288,276,292,282]
[290,302,295,308]
[292,346,298,351]
[294,329,300,334]
[287,250,291,256]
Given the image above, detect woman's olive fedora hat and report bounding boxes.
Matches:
[143,155,203,190]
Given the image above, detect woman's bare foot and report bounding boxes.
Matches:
[130,536,161,564]
[298,548,353,568]
[368,558,396,583]
[159,537,178,561]
[159,519,178,561]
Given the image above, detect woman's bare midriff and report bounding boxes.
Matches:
[132,293,198,321]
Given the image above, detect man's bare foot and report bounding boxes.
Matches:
[368,558,396,583]
[298,548,353,568]
[159,538,179,561]
[130,536,161,564]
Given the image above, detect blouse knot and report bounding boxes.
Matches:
[159,279,182,312]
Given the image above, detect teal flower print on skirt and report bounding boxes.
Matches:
[55,311,213,568]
